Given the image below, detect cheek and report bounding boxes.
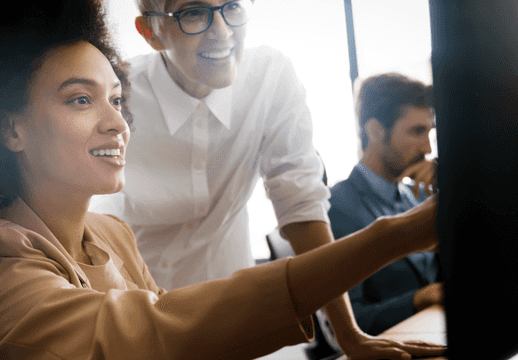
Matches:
[163,30,200,56]
[234,29,246,57]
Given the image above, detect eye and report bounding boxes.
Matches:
[411,126,428,136]
[179,7,209,22]
[68,96,91,105]
[226,2,242,11]
[112,96,123,107]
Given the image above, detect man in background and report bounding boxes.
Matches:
[318,73,443,352]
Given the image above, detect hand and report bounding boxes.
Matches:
[339,330,446,360]
[392,194,438,253]
[397,159,438,198]
[413,283,444,313]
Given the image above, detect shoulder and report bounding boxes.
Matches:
[0,220,67,268]
[242,45,287,64]
[0,220,33,256]
[327,174,371,238]
[125,53,157,96]
[239,45,294,79]
[127,52,155,79]
[329,176,362,211]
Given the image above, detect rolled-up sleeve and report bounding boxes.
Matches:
[0,226,313,360]
[260,52,331,230]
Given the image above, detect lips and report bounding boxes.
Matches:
[89,141,125,166]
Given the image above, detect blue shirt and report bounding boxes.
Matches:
[356,162,424,217]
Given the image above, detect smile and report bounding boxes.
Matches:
[199,48,233,60]
[90,149,121,157]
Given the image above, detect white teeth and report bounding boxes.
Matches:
[91,149,120,157]
[202,49,231,59]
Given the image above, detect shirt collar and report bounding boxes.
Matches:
[203,85,233,129]
[147,52,232,135]
[357,162,399,204]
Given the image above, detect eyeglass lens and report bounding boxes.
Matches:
[178,0,252,34]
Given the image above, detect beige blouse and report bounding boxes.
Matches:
[0,199,313,360]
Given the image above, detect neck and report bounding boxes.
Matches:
[360,146,398,184]
[18,180,89,262]
[161,52,213,99]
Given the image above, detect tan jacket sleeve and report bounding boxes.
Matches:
[0,224,313,360]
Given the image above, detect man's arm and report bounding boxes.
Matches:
[281,220,443,360]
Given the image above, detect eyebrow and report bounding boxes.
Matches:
[58,78,121,92]
[176,1,211,10]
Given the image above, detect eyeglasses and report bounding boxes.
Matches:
[145,0,253,35]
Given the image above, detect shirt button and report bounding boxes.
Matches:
[161,261,168,269]
[187,222,194,229]
[82,283,88,289]
[195,162,201,169]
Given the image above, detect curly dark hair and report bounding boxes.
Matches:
[357,73,433,150]
[0,0,132,210]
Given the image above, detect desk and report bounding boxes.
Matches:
[336,304,447,360]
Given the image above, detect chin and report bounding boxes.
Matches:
[209,75,235,90]
[206,67,237,89]
[211,80,233,89]
[93,180,125,195]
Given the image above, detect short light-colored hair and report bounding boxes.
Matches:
[134,0,175,36]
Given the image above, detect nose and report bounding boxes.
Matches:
[421,132,432,154]
[207,10,233,40]
[99,101,130,142]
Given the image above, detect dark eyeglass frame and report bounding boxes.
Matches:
[144,0,253,35]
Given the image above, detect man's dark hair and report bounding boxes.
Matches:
[357,73,433,149]
[0,0,132,210]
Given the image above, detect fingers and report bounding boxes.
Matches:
[393,340,447,355]
[349,341,413,360]
[397,160,437,198]
[385,342,446,359]
[350,339,446,360]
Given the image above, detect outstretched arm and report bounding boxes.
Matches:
[282,196,444,360]
[0,197,442,360]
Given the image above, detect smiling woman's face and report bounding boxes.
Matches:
[14,41,131,197]
[156,0,248,98]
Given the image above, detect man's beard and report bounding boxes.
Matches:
[386,153,425,179]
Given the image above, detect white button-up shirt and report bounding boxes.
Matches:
[90,46,330,290]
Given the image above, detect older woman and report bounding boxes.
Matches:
[0,1,444,359]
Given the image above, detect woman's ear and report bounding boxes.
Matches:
[135,16,166,51]
[2,115,27,153]
[365,118,386,145]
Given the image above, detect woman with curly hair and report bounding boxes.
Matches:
[0,1,444,359]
